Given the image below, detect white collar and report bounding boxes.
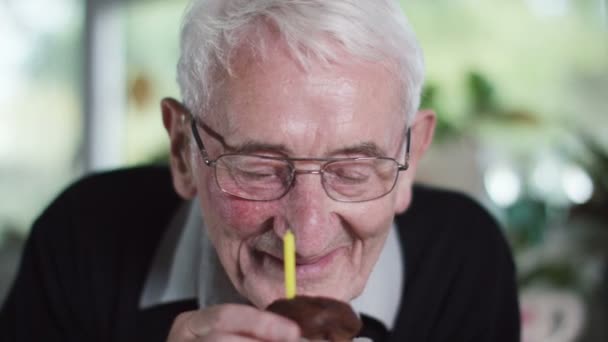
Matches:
[140,199,404,329]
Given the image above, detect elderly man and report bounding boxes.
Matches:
[1,0,519,341]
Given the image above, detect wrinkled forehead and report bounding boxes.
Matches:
[200,48,406,158]
[204,38,405,139]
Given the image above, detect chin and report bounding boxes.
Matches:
[237,278,283,309]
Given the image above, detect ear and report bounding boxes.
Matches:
[394,109,436,213]
[161,97,197,199]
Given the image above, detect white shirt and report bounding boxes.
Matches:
[140,199,405,330]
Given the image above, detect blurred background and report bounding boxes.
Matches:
[0,0,606,340]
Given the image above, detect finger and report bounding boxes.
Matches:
[167,311,202,341]
[197,331,259,342]
[186,304,301,341]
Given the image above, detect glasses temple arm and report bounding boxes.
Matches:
[189,114,212,165]
[399,127,411,171]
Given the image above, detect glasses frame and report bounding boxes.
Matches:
[188,112,412,202]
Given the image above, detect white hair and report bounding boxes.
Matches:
[177,0,425,124]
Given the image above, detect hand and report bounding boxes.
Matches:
[166,304,301,341]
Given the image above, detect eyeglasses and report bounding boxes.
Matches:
[189,113,411,203]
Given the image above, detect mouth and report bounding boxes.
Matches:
[254,247,344,280]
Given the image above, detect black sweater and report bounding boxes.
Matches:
[0,167,520,341]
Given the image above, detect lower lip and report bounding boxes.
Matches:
[260,248,344,280]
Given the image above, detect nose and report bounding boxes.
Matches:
[279,172,338,258]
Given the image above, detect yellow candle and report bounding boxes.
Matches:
[283,230,296,299]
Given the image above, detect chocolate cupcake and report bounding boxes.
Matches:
[267,296,362,341]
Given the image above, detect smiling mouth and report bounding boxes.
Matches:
[255,248,344,280]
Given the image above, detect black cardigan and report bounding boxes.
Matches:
[0,167,520,341]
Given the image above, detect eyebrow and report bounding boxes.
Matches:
[198,120,388,158]
[226,141,291,155]
[226,140,387,158]
[330,142,387,157]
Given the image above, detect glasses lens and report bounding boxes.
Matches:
[322,158,399,202]
[214,155,292,200]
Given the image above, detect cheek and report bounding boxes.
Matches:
[215,197,276,233]
[348,198,398,237]
[200,174,278,236]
